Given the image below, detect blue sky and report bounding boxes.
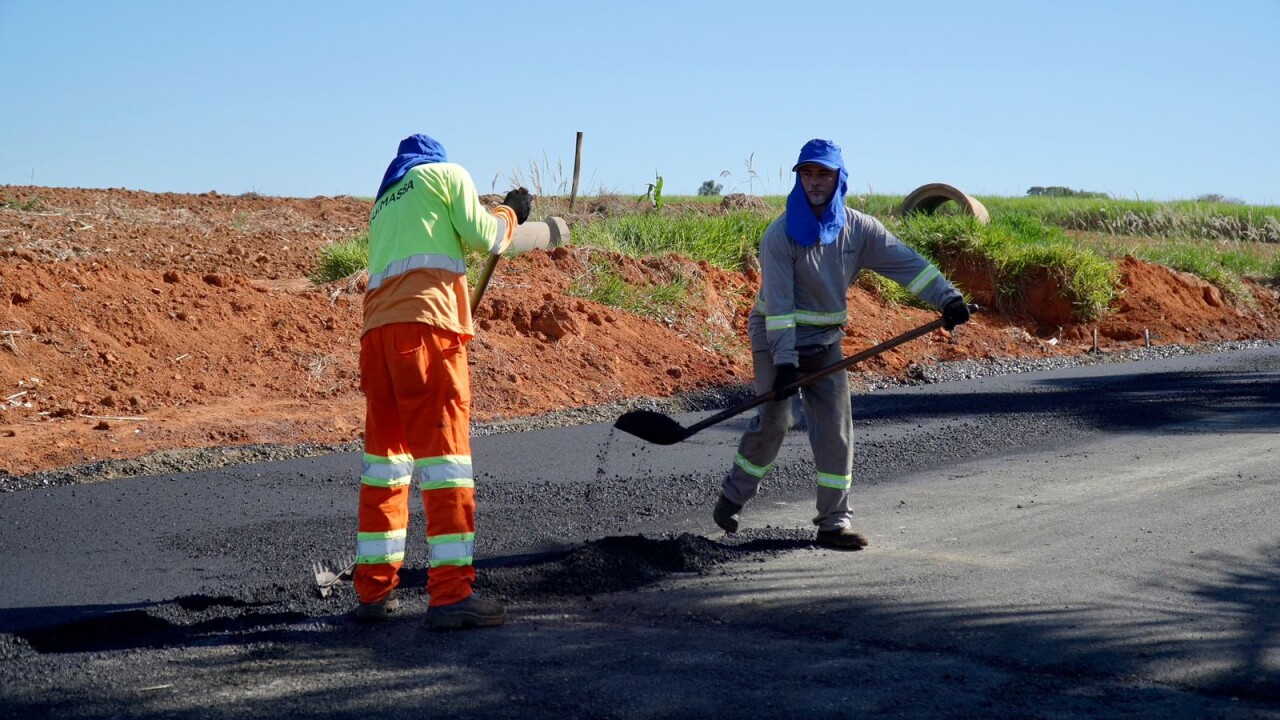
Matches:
[3,1,1278,204]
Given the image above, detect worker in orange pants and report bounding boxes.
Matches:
[353,133,531,629]
[356,322,477,611]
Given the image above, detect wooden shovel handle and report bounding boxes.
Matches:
[470,254,501,313]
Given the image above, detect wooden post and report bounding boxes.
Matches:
[568,131,583,211]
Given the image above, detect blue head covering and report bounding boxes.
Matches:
[375,134,448,200]
[784,138,849,246]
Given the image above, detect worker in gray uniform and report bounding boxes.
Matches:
[714,138,970,549]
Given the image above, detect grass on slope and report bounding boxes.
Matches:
[313,193,1280,322]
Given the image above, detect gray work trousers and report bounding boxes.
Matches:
[721,343,854,531]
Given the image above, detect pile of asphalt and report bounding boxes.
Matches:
[2,527,814,660]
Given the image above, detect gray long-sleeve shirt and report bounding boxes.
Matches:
[749,207,963,367]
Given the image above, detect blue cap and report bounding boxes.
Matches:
[791,138,845,172]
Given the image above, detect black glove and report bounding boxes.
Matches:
[772,363,800,399]
[942,297,970,330]
[502,187,532,225]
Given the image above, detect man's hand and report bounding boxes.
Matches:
[942,298,971,330]
[772,363,800,399]
[502,187,532,225]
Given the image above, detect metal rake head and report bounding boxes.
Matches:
[311,554,356,598]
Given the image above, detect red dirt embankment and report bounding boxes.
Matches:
[1,186,1276,475]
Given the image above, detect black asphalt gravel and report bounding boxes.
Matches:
[1,341,1278,718]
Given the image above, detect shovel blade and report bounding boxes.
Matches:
[613,409,690,445]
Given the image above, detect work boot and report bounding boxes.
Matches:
[815,527,869,550]
[353,591,401,623]
[713,494,743,533]
[425,594,506,630]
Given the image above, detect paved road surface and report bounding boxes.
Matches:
[1,346,1278,718]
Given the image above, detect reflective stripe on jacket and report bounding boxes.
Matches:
[362,162,516,339]
[751,207,962,366]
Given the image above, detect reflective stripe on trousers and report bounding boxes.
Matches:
[722,345,855,531]
[355,322,477,607]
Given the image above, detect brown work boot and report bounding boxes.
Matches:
[425,594,506,630]
[815,527,869,550]
[353,591,401,623]
[713,494,743,533]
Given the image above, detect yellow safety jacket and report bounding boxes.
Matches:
[362,162,516,340]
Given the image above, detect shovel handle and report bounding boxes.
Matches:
[470,254,501,313]
[681,316,949,438]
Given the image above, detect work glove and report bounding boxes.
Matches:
[772,363,800,399]
[502,187,532,225]
[942,297,971,330]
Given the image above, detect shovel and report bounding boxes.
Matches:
[614,316,949,445]
[470,254,501,313]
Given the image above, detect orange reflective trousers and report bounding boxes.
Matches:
[354,322,476,607]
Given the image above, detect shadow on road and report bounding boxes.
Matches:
[854,370,1280,434]
[3,534,812,654]
[2,535,1276,718]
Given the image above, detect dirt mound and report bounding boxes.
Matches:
[1,185,1278,475]
[1095,256,1280,344]
[720,193,771,212]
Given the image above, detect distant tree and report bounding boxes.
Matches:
[1026,186,1108,199]
[697,180,724,196]
[1195,193,1244,204]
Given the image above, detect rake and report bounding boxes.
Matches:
[311,555,356,598]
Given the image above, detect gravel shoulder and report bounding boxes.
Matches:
[7,338,1274,491]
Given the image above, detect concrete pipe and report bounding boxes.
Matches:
[470,217,572,312]
[899,183,990,225]
[509,216,570,254]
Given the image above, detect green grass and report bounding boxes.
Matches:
[573,211,772,270]
[1136,242,1247,299]
[859,195,1280,314]
[977,196,1280,243]
[2,194,47,212]
[847,194,904,218]
[311,191,1280,321]
[889,212,1118,320]
[310,232,369,284]
[566,253,691,322]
